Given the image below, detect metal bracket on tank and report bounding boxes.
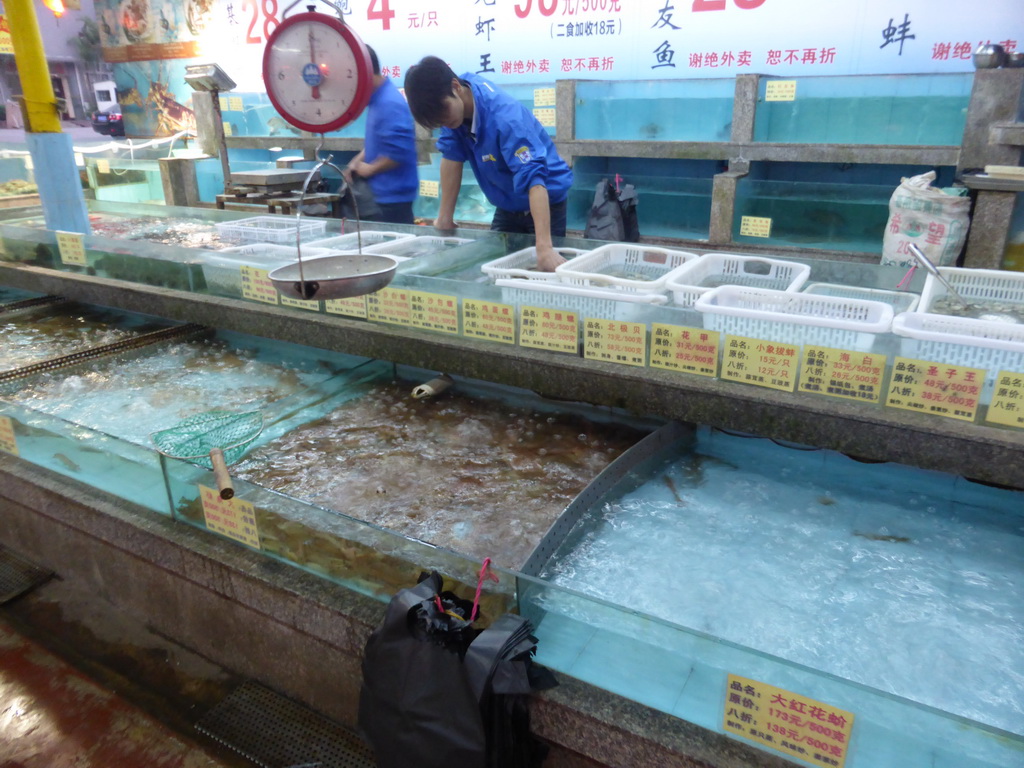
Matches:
[519,420,696,577]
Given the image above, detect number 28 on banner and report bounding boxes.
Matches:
[514,0,764,16]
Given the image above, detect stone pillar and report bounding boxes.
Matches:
[158,156,202,207]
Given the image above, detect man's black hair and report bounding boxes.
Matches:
[404,56,468,128]
[366,45,380,76]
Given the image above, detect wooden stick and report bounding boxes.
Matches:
[210,447,235,500]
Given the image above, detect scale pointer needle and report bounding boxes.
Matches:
[309,27,321,100]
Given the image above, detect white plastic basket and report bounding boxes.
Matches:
[666,252,811,308]
[362,235,473,259]
[803,282,920,313]
[892,311,1024,377]
[306,230,415,251]
[695,286,894,352]
[214,216,327,244]
[496,278,667,320]
[480,246,587,282]
[918,267,1024,315]
[554,244,699,292]
[199,243,331,295]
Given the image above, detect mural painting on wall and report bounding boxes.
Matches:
[93,0,1023,138]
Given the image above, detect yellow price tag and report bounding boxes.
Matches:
[518,305,578,354]
[650,324,720,376]
[325,295,368,318]
[798,347,885,403]
[219,96,228,111]
[582,318,647,367]
[419,179,439,197]
[55,230,87,266]
[462,299,516,345]
[721,335,799,392]
[0,415,18,456]
[533,108,556,127]
[239,266,280,304]
[886,357,984,422]
[410,291,459,334]
[367,286,413,325]
[724,674,854,768]
[985,370,1024,428]
[280,295,321,311]
[198,485,261,549]
[222,122,233,136]
[740,216,772,238]
[766,80,797,101]
[533,87,556,107]
[228,96,244,111]
[97,158,110,174]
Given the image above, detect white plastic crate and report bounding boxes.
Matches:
[480,246,587,282]
[554,244,699,292]
[306,230,415,251]
[803,282,920,313]
[215,216,327,244]
[918,266,1024,315]
[496,278,667,320]
[667,252,811,307]
[695,286,894,352]
[362,235,473,259]
[892,311,1024,387]
[199,243,331,296]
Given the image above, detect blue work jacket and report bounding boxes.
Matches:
[436,73,573,212]
[364,78,419,204]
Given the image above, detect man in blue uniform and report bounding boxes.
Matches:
[346,47,419,224]
[404,56,573,271]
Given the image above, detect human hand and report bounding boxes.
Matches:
[535,244,566,272]
[433,214,456,232]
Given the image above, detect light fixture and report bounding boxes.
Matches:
[183,63,236,93]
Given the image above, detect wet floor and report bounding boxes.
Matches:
[0,579,252,768]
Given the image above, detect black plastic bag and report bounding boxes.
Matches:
[359,572,486,768]
[339,174,382,220]
[584,177,639,242]
[359,570,557,768]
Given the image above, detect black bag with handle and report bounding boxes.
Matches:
[584,177,639,242]
[359,570,556,768]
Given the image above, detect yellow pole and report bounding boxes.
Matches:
[5,0,62,133]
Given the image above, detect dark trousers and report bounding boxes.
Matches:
[375,201,416,225]
[489,199,567,236]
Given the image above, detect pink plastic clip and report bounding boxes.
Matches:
[614,173,623,193]
[470,557,500,622]
[896,264,916,290]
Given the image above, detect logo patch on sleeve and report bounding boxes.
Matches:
[514,146,533,164]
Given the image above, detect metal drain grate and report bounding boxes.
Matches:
[0,544,53,604]
[195,681,377,768]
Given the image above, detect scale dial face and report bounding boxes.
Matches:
[262,12,373,134]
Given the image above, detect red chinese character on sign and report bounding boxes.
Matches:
[738,50,753,66]
[952,42,973,59]
[889,213,902,233]
[801,48,817,64]
[819,47,837,64]
[766,49,782,65]
[932,42,952,60]
[926,221,946,245]
[689,52,703,68]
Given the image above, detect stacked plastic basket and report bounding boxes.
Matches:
[891,267,1024,402]
[481,244,699,317]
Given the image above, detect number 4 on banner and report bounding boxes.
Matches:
[368,0,394,30]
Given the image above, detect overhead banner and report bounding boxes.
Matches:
[95,0,1021,92]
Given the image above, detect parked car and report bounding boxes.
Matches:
[91,106,124,137]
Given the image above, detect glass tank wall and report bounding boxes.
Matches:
[754,74,973,145]
[568,157,718,241]
[575,78,735,142]
[732,162,959,252]
[1,293,1022,768]
[414,152,497,225]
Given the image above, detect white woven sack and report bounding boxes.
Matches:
[881,171,970,268]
